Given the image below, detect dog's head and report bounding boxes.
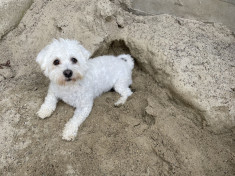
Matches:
[36,38,91,85]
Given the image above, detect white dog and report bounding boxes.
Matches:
[36,38,134,141]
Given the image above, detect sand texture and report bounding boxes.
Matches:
[0,0,234,175]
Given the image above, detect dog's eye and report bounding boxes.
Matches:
[71,57,77,64]
[53,59,60,65]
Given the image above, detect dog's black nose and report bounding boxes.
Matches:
[63,69,73,78]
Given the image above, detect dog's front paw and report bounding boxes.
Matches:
[37,106,54,119]
[62,122,78,141]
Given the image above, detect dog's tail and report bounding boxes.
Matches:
[117,54,134,70]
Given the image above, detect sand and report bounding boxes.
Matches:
[0,0,234,175]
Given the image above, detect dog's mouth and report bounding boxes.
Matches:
[57,74,83,86]
[65,78,72,82]
[65,76,80,82]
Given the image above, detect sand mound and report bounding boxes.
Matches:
[0,0,234,175]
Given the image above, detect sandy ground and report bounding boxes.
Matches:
[1,41,234,176]
[0,0,234,175]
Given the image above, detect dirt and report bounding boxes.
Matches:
[0,0,234,175]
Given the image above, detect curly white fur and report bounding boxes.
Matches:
[36,38,134,141]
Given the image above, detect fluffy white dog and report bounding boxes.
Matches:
[36,38,134,141]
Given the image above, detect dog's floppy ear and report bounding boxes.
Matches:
[36,44,51,76]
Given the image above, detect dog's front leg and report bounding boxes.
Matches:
[37,90,58,119]
[62,101,93,141]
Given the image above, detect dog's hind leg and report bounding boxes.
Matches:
[114,80,133,106]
